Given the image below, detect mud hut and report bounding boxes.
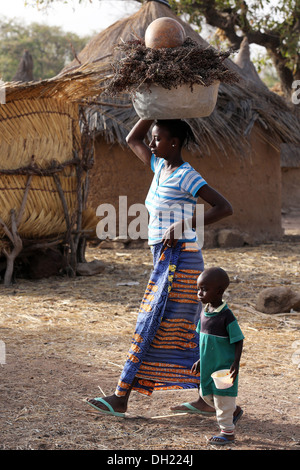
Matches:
[0,63,111,285]
[280,144,300,229]
[62,0,300,247]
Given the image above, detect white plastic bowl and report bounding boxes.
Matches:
[211,369,233,389]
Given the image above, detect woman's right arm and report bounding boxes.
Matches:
[126,119,153,166]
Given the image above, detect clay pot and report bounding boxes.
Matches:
[145,17,186,49]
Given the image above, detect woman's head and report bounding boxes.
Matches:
[154,119,196,149]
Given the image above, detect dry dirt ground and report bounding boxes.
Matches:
[0,235,300,452]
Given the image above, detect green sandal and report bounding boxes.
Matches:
[172,402,215,416]
[86,397,126,417]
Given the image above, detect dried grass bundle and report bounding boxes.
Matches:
[106,37,239,96]
[0,99,80,169]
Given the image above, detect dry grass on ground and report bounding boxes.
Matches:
[0,238,299,451]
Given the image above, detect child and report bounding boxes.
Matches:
[192,267,244,445]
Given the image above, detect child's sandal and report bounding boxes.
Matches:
[209,434,235,445]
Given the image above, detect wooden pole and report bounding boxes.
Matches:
[0,175,32,286]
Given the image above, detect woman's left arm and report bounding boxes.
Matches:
[195,184,233,227]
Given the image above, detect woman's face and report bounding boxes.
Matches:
[149,125,173,159]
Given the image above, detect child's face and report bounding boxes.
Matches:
[197,274,220,304]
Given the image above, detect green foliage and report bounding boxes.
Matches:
[0,18,90,82]
[252,52,278,87]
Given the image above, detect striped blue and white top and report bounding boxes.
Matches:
[145,155,207,245]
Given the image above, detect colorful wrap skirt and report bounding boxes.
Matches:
[115,241,204,397]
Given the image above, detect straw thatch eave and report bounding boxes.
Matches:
[60,1,300,157]
[0,58,112,104]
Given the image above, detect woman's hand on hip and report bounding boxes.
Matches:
[161,221,183,249]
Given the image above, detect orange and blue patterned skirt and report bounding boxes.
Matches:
[115,241,204,397]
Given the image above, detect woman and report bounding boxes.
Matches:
[87,119,233,417]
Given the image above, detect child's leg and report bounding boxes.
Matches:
[210,395,236,444]
[214,395,236,433]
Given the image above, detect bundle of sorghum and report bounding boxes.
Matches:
[106,37,239,96]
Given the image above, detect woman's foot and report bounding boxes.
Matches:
[170,396,215,414]
[86,394,127,414]
[171,400,243,422]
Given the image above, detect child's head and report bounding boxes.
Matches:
[197,267,230,305]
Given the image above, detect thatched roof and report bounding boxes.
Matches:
[0,62,105,249]
[60,0,300,157]
[0,59,111,104]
